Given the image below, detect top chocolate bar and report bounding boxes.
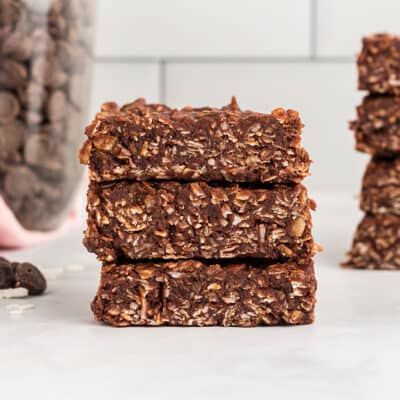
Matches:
[79,98,310,184]
[358,33,400,94]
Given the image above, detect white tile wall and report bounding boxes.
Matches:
[317,0,400,57]
[165,62,366,194]
[91,0,397,193]
[95,0,311,57]
[90,63,160,114]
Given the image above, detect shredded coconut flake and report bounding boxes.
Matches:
[65,264,85,272]
[0,288,29,299]
[5,303,35,314]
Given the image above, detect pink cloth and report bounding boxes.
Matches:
[0,196,77,249]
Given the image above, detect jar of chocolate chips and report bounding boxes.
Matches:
[0,0,94,241]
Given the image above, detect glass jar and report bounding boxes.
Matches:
[0,0,94,239]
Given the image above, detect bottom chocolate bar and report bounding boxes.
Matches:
[91,259,316,327]
[344,214,400,270]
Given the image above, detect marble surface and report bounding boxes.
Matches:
[1,194,400,400]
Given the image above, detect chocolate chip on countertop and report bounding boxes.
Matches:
[0,256,47,295]
[0,121,25,161]
[14,262,47,295]
[0,257,14,289]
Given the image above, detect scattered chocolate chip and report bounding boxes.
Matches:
[0,257,14,289]
[55,40,76,71]
[24,110,43,126]
[48,63,68,88]
[68,74,84,108]
[0,256,47,295]
[48,14,68,38]
[14,262,47,295]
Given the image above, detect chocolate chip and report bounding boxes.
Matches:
[4,166,40,199]
[0,1,24,29]
[31,28,56,57]
[47,90,66,121]
[24,133,64,173]
[17,82,48,110]
[48,63,68,88]
[1,32,33,61]
[0,91,20,123]
[31,57,52,85]
[0,59,27,88]
[0,256,48,296]
[14,262,46,295]
[0,257,14,289]
[68,74,84,108]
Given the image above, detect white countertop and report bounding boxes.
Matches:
[1,194,399,400]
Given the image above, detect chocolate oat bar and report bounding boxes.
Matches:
[344,214,400,270]
[91,258,316,327]
[350,95,400,156]
[358,33,400,95]
[84,181,315,262]
[360,157,400,216]
[79,98,311,184]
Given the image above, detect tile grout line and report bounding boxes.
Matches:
[95,56,353,64]
[159,59,167,103]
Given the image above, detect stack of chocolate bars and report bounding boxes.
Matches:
[80,98,317,326]
[346,33,400,270]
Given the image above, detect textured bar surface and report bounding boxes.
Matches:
[350,95,400,156]
[344,214,400,270]
[91,259,317,327]
[84,181,315,262]
[361,157,400,216]
[358,33,400,95]
[79,98,311,184]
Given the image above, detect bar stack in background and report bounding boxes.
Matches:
[346,34,400,270]
[80,97,318,326]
